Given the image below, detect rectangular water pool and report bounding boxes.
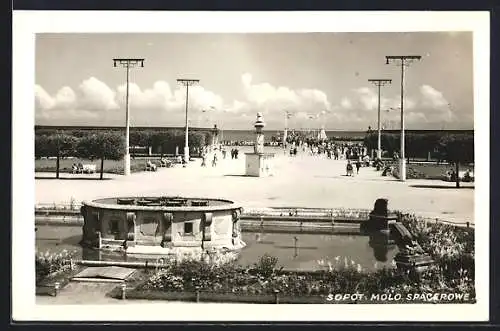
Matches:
[36,225,398,271]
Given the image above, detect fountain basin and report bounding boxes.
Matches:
[80,196,245,256]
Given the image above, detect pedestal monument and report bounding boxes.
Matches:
[245,113,275,177]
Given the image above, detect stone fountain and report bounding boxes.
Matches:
[80,196,245,257]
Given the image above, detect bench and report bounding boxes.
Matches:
[443,170,474,182]
[82,164,96,174]
[159,159,172,168]
[146,162,157,171]
[72,164,96,174]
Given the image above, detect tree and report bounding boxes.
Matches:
[35,133,77,178]
[35,135,51,159]
[364,132,400,158]
[149,130,209,157]
[437,134,474,188]
[364,131,446,161]
[76,131,125,179]
[405,132,442,161]
[130,129,154,155]
[363,132,375,156]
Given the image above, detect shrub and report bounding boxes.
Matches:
[35,249,78,283]
[253,254,282,279]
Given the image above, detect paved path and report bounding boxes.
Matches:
[35,150,474,224]
[36,282,195,305]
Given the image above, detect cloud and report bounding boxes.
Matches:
[188,86,224,111]
[78,77,119,111]
[340,97,352,109]
[35,85,56,110]
[295,111,310,120]
[53,86,77,109]
[353,87,377,111]
[412,84,454,123]
[116,81,173,112]
[34,75,464,129]
[324,83,457,129]
[352,87,409,112]
[226,100,248,113]
[35,77,119,112]
[36,77,229,127]
[420,84,449,109]
[239,73,331,118]
[114,80,225,115]
[35,85,77,111]
[241,72,253,88]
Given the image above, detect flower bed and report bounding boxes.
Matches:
[120,213,475,303]
[399,213,474,286]
[36,249,79,284]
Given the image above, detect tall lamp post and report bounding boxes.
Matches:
[308,115,315,138]
[177,79,200,164]
[319,110,327,141]
[113,58,144,176]
[219,108,226,144]
[283,111,292,151]
[368,79,392,159]
[385,55,421,181]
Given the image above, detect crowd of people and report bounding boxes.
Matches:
[283,139,375,177]
[286,140,369,160]
[200,145,241,168]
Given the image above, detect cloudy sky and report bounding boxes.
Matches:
[35,32,473,130]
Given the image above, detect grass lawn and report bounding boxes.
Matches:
[35,157,171,175]
[405,162,474,180]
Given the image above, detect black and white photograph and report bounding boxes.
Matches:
[12,11,489,322]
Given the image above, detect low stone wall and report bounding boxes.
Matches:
[35,206,474,229]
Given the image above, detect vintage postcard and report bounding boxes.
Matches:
[12,11,489,321]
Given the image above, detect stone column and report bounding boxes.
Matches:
[212,125,219,147]
[254,113,265,154]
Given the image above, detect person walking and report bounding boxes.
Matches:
[355,160,361,174]
[346,160,354,177]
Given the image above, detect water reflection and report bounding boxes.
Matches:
[37,225,400,271]
[367,231,396,262]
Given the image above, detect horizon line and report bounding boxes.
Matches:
[34,124,474,132]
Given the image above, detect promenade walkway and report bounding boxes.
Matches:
[35,150,474,224]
